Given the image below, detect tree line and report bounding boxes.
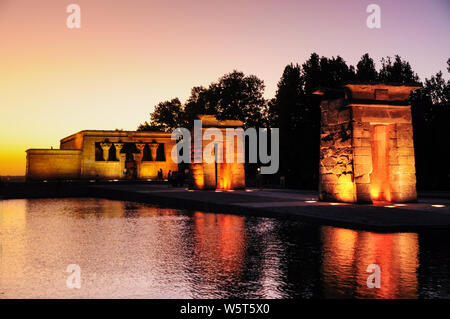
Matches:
[138,53,450,190]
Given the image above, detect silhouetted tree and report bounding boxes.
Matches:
[424,71,450,106]
[379,55,420,84]
[302,53,355,93]
[214,70,268,128]
[138,98,184,132]
[411,58,450,190]
[139,71,268,131]
[137,121,165,132]
[270,64,304,180]
[320,56,356,87]
[356,53,378,82]
[182,86,218,128]
[302,53,322,94]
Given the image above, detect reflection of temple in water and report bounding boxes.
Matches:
[320,226,419,298]
[3,199,450,298]
[186,212,292,298]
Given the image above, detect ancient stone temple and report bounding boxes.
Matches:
[314,84,421,203]
[26,130,178,180]
[190,115,246,190]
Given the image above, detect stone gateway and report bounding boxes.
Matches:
[314,84,421,204]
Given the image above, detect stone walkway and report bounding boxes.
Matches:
[88,184,450,232]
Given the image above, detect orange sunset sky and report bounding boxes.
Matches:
[1,0,449,175]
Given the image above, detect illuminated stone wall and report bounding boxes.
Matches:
[26,131,178,181]
[316,84,420,203]
[319,96,357,202]
[78,132,177,179]
[26,149,81,180]
[190,115,245,190]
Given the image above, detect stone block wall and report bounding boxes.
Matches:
[80,133,178,180]
[352,106,417,203]
[81,135,122,179]
[26,149,81,180]
[26,130,179,181]
[190,135,246,190]
[190,116,246,190]
[60,132,83,150]
[318,96,418,203]
[319,97,357,202]
[388,122,417,202]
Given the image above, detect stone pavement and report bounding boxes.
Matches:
[88,184,450,232]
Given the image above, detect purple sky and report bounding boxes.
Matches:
[0,0,449,174]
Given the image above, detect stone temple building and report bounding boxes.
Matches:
[314,84,421,204]
[190,115,245,190]
[26,116,247,190]
[26,130,178,181]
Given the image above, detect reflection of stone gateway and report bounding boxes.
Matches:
[314,84,421,203]
[320,226,419,298]
[26,130,178,181]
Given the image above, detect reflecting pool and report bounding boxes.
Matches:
[1,198,450,298]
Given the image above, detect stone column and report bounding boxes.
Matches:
[389,122,417,202]
[114,143,125,178]
[149,142,159,161]
[352,120,373,203]
[318,99,357,203]
[135,143,146,179]
[136,143,145,159]
[100,142,112,161]
[114,142,124,160]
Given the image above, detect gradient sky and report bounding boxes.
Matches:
[1,0,449,175]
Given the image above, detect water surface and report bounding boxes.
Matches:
[1,198,450,298]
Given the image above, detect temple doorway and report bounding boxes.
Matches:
[370,124,392,202]
[125,151,137,179]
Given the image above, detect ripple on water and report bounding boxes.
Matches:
[1,198,450,298]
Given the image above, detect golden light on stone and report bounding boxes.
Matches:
[190,115,245,191]
[321,227,419,298]
[370,125,392,202]
[113,142,124,160]
[217,163,233,190]
[100,142,112,161]
[25,131,178,181]
[149,141,159,161]
[315,84,421,204]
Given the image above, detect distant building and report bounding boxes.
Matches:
[26,115,247,190]
[26,130,178,181]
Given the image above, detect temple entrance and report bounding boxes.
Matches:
[214,143,218,189]
[370,124,391,202]
[317,85,419,203]
[125,152,137,179]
